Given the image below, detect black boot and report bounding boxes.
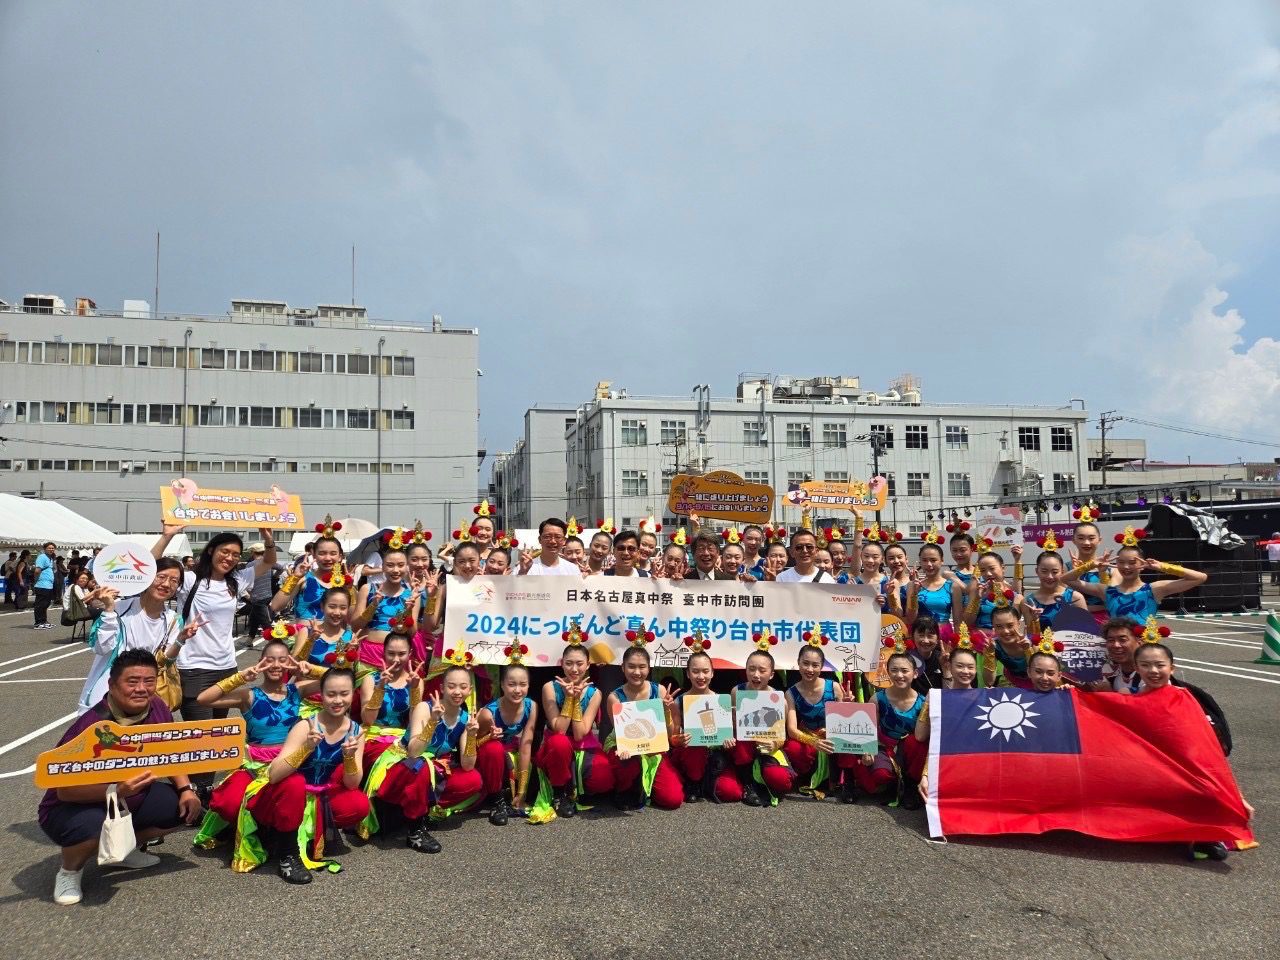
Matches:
[488,794,511,826]
[276,832,312,885]
[741,782,766,807]
[553,785,577,818]
[407,817,441,853]
[615,785,644,811]
[703,753,727,804]
[684,779,705,803]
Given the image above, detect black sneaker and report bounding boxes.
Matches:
[614,787,645,811]
[900,785,923,811]
[840,778,857,805]
[407,820,441,853]
[488,796,511,827]
[277,851,312,885]
[741,782,765,807]
[684,780,705,803]
[1188,842,1230,862]
[553,787,577,819]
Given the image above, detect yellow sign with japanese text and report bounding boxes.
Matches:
[160,478,306,529]
[35,718,247,788]
[666,471,774,523]
[783,477,889,513]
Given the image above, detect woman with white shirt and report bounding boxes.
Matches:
[76,557,200,713]
[152,525,277,782]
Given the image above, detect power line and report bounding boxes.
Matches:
[1116,414,1280,450]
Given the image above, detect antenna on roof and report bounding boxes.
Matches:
[351,244,356,306]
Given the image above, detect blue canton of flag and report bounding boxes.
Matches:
[938,689,1081,756]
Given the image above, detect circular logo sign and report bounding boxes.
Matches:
[92,542,159,597]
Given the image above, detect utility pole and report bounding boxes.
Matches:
[1099,411,1121,492]
[870,432,886,524]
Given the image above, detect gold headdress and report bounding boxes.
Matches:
[683,629,711,654]
[752,627,779,652]
[1114,525,1148,547]
[1134,615,1171,644]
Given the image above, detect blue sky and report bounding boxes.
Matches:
[2,2,1278,464]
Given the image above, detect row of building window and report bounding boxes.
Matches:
[0,459,417,475]
[0,340,415,376]
[614,418,1074,452]
[609,468,1079,500]
[10,401,415,431]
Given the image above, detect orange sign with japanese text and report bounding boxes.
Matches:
[783,477,889,513]
[160,478,306,529]
[666,471,774,523]
[34,718,247,788]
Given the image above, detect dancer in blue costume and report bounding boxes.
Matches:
[192,637,322,850]
[905,531,963,626]
[1022,535,1088,630]
[271,517,351,621]
[239,668,368,884]
[475,650,539,825]
[1063,526,1207,621]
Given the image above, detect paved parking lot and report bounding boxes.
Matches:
[0,604,1275,960]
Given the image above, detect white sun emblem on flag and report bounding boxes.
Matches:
[974,691,1040,741]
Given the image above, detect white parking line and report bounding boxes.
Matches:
[1175,636,1261,650]
[0,764,35,779]
[0,712,78,758]
[1176,657,1280,678]
[0,677,83,683]
[0,646,87,679]
[0,646,86,670]
[1178,664,1280,685]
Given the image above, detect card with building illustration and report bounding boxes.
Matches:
[682,694,734,747]
[610,699,670,759]
[824,701,879,755]
[734,688,786,744]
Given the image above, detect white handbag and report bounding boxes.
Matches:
[97,784,137,866]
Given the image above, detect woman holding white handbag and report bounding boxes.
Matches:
[39,649,204,906]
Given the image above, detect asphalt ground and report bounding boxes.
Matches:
[0,603,1277,960]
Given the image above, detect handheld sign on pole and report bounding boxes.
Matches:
[35,718,247,789]
[92,543,159,598]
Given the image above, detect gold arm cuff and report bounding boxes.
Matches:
[281,574,302,594]
[216,672,248,694]
[1067,560,1097,578]
[1158,562,1187,577]
[283,743,312,769]
[414,718,440,748]
[343,754,359,776]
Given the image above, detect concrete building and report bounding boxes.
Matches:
[489,405,578,531]
[1084,436,1280,503]
[492,375,1089,535]
[0,294,481,546]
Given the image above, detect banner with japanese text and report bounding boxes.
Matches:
[442,575,880,671]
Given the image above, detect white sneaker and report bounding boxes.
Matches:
[53,868,83,905]
[115,847,161,869]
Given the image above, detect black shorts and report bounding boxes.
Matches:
[40,782,182,848]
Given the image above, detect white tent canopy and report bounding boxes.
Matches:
[287,517,379,556]
[0,495,117,551]
[119,532,194,559]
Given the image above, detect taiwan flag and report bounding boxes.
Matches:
[925,685,1255,847]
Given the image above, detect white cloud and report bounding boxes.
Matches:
[1150,286,1280,431]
